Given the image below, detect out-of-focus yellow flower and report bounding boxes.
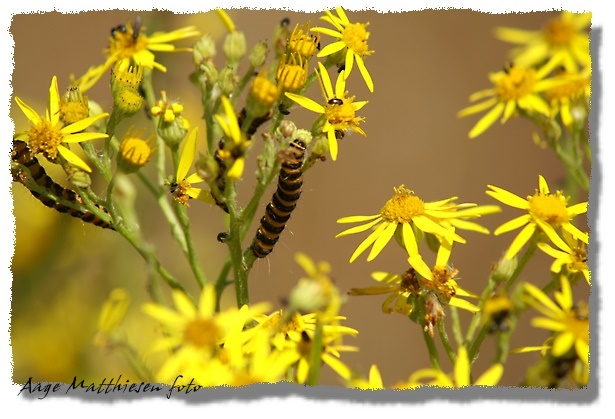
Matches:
[495,12,591,72]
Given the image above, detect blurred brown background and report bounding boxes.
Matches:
[10,9,591,387]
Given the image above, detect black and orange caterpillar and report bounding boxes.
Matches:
[250,139,305,258]
[11,140,114,230]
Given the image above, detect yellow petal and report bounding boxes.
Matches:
[49,76,60,126]
[366,221,397,261]
[486,185,529,209]
[285,92,325,114]
[349,221,389,263]
[335,217,382,238]
[504,222,536,259]
[15,97,41,125]
[468,101,505,138]
[177,127,198,181]
[57,145,92,173]
[61,113,109,134]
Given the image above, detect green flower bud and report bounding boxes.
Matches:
[193,33,217,66]
[218,66,238,97]
[223,30,247,63]
[249,41,269,69]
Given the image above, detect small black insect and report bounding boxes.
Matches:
[328,98,343,106]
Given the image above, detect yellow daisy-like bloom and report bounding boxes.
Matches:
[171,127,215,206]
[59,86,89,126]
[117,127,156,173]
[495,12,591,72]
[276,53,309,93]
[523,275,589,366]
[487,174,588,260]
[537,229,590,285]
[347,364,384,390]
[288,21,320,60]
[245,309,358,385]
[143,284,260,384]
[401,346,503,388]
[285,62,367,161]
[14,75,109,173]
[311,7,374,92]
[214,96,251,179]
[337,185,500,264]
[349,236,479,317]
[543,66,591,128]
[457,55,568,139]
[76,17,200,92]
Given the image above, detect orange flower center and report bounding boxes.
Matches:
[381,186,425,223]
[528,192,570,226]
[495,65,537,101]
[183,318,220,348]
[543,18,575,47]
[341,22,372,56]
[27,119,64,160]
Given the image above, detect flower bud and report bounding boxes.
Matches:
[223,30,247,63]
[491,254,518,283]
[193,33,217,66]
[249,41,269,69]
[60,86,89,125]
[110,62,144,118]
[218,66,238,97]
[117,127,156,173]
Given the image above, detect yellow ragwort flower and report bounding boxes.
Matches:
[457,55,568,139]
[544,66,591,128]
[214,96,251,179]
[401,346,503,388]
[285,62,367,161]
[170,127,215,206]
[117,127,156,173]
[336,185,500,264]
[14,76,109,172]
[76,17,200,92]
[288,21,321,60]
[523,275,589,366]
[276,53,309,93]
[495,12,591,72]
[537,229,590,285]
[311,7,374,92]
[347,364,384,390]
[487,174,588,260]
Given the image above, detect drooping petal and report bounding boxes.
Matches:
[335,217,382,238]
[57,145,92,173]
[504,222,536,259]
[177,127,198,181]
[366,221,397,261]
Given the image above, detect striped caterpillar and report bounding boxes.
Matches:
[250,139,305,258]
[11,140,114,230]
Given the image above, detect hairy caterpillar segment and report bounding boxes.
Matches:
[11,140,114,230]
[251,139,305,258]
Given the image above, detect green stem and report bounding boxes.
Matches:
[306,319,324,386]
[448,306,465,347]
[468,326,488,363]
[437,320,457,364]
[215,257,233,311]
[505,238,538,291]
[422,328,441,370]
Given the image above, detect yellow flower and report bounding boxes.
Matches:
[403,346,503,388]
[537,229,590,285]
[495,12,591,72]
[336,185,500,264]
[14,75,109,172]
[245,309,358,385]
[276,53,309,93]
[76,17,200,92]
[288,21,320,59]
[347,364,384,390]
[170,127,215,206]
[487,174,588,259]
[285,62,367,161]
[311,7,374,92]
[349,236,479,317]
[457,55,568,139]
[142,284,259,383]
[214,96,251,179]
[117,127,156,173]
[543,66,591,128]
[523,275,589,366]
